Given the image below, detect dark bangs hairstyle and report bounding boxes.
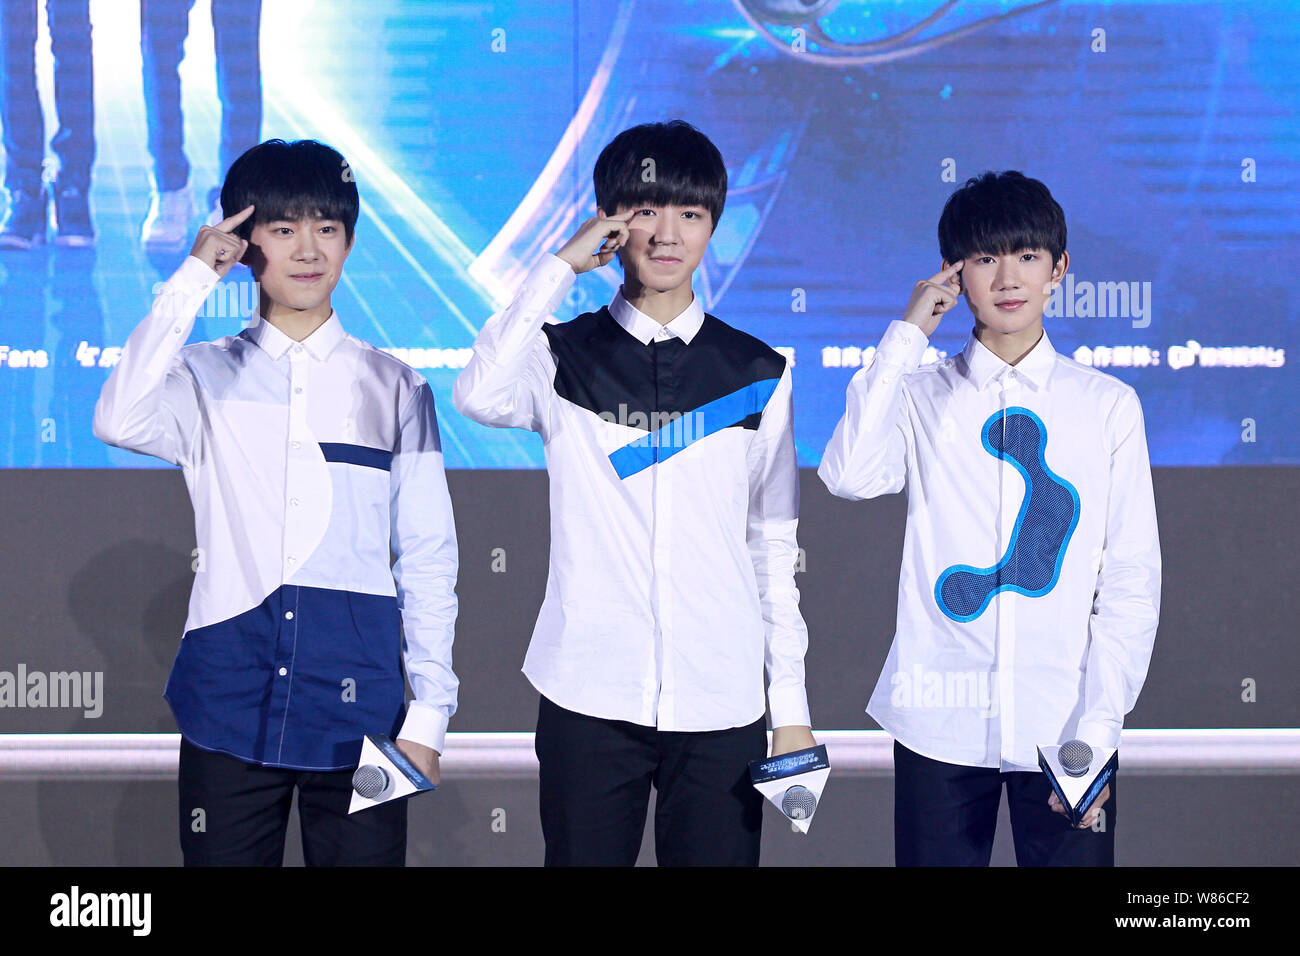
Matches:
[593,120,727,232]
[220,139,360,243]
[937,170,1066,268]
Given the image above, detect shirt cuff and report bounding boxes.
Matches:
[523,253,576,316]
[875,319,929,369]
[176,254,222,289]
[1074,718,1121,753]
[768,685,812,731]
[396,702,451,754]
[480,254,576,361]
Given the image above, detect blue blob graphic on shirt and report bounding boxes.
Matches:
[934,407,1080,622]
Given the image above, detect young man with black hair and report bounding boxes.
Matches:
[455,119,815,866]
[94,138,458,866]
[820,170,1161,866]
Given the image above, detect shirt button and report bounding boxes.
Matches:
[291,441,301,449]
[172,326,182,334]
[284,611,294,620]
[287,556,296,565]
[278,667,288,677]
[290,498,300,507]
[294,386,303,394]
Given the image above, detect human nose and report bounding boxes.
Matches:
[652,213,680,246]
[294,228,320,260]
[994,258,1022,290]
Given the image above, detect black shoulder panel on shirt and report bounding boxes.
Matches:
[543,308,785,431]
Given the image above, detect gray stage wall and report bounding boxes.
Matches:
[1,466,1297,865]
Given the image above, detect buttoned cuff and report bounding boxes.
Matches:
[177,254,222,289]
[397,702,450,754]
[481,253,576,360]
[524,253,576,316]
[1074,718,1121,753]
[138,257,222,380]
[876,319,929,369]
[768,685,812,731]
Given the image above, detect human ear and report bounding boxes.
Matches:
[1051,250,1070,285]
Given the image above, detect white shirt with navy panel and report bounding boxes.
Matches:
[454,253,811,733]
[820,319,1161,771]
[94,256,459,771]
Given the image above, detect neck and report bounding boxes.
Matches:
[260,295,332,342]
[619,278,694,325]
[974,319,1044,366]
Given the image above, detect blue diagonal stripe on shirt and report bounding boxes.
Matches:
[318,442,394,471]
[607,377,781,479]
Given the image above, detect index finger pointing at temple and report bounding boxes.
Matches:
[215,204,256,234]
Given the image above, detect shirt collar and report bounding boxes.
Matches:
[961,326,1057,391]
[245,312,347,361]
[608,287,704,345]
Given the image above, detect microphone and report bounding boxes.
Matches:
[781,785,818,821]
[748,744,832,833]
[348,734,437,814]
[352,764,393,801]
[1037,738,1117,828]
[1059,739,1093,777]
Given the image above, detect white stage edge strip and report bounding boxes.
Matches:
[0,729,1297,780]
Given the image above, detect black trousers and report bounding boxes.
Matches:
[535,696,767,866]
[177,737,407,866]
[893,741,1117,866]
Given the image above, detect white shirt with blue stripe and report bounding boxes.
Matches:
[454,253,811,733]
[93,256,459,770]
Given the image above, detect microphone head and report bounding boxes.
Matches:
[781,785,818,820]
[1059,739,1094,777]
[352,764,391,799]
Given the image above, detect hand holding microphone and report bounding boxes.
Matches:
[749,742,832,833]
[395,737,440,786]
[350,734,438,814]
[1037,738,1117,830]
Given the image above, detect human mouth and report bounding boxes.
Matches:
[290,273,324,284]
[650,256,681,267]
[995,299,1026,311]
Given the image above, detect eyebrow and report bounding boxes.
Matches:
[971,248,1044,257]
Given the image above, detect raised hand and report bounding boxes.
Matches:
[902,260,964,338]
[555,210,636,274]
[189,204,255,279]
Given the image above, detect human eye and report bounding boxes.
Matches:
[1020,251,1039,261]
